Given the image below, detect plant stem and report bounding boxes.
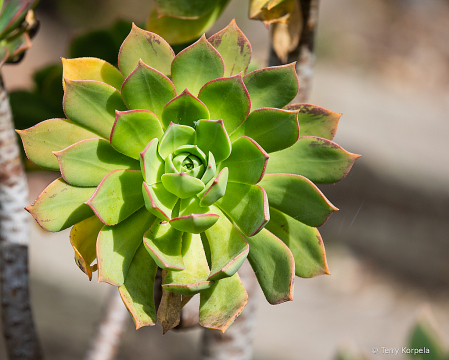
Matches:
[84,289,129,360]
[0,75,43,360]
[269,0,320,102]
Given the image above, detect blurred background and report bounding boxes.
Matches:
[1,0,449,359]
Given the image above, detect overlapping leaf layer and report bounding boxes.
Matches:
[19,20,359,332]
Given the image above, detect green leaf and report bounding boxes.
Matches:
[121,60,176,120]
[118,23,175,77]
[62,57,124,90]
[110,110,164,160]
[231,108,299,153]
[161,173,205,199]
[86,170,144,226]
[69,215,104,280]
[146,0,230,46]
[97,208,156,286]
[161,89,209,129]
[201,152,216,184]
[158,122,195,159]
[259,174,338,227]
[119,243,158,329]
[244,63,298,111]
[220,136,268,185]
[266,207,330,278]
[0,0,28,38]
[170,213,219,234]
[5,32,31,59]
[171,35,224,96]
[199,167,228,207]
[198,74,250,134]
[246,228,294,304]
[162,232,213,296]
[208,19,252,77]
[154,0,222,19]
[199,272,247,332]
[143,220,184,270]
[169,193,219,233]
[266,136,360,183]
[284,103,341,140]
[140,139,165,185]
[26,178,95,232]
[408,312,447,360]
[142,181,178,221]
[215,182,269,237]
[204,206,248,281]
[54,139,140,187]
[195,120,231,163]
[63,79,127,139]
[17,119,101,171]
[0,46,9,66]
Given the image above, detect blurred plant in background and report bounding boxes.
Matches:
[0,0,39,65]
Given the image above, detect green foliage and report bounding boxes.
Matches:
[19,20,359,333]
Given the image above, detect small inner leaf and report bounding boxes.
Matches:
[158,123,196,159]
[161,89,210,129]
[195,120,232,163]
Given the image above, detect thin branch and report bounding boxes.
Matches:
[269,0,320,101]
[84,289,129,360]
[0,75,43,360]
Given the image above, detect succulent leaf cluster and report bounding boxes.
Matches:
[19,20,359,332]
[147,0,294,45]
[0,0,38,66]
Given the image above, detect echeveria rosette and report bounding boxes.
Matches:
[18,20,359,332]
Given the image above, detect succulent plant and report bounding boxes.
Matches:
[0,0,38,66]
[18,20,359,332]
